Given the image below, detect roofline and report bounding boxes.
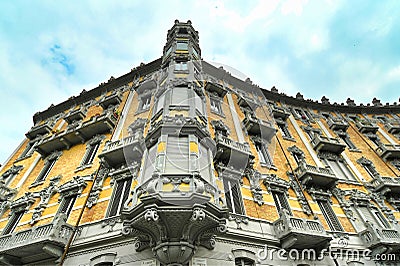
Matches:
[33,57,399,124]
[201,61,400,115]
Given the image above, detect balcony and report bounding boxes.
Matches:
[204,82,226,98]
[64,106,87,124]
[98,91,122,110]
[355,119,379,134]
[274,210,331,250]
[36,111,118,156]
[121,194,227,265]
[242,113,276,142]
[385,120,400,134]
[359,222,400,256]
[0,215,73,265]
[376,143,400,160]
[25,122,52,140]
[370,176,400,196]
[327,117,349,131]
[270,105,291,121]
[214,134,254,171]
[238,94,258,110]
[311,135,346,154]
[294,163,338,188]
[99,135,145,167]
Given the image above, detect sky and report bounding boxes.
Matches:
[1,0,400,165]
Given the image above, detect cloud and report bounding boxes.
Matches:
[0,0,400,165]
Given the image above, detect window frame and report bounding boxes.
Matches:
[107,174,133,218]
[223,177,245,215]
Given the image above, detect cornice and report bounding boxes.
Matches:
[201,61,400,114]
[32,57,399,125]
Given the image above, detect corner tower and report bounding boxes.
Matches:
[162,19,201,68]
[121,20,227,266]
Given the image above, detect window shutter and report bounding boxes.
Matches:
[108,180,124,217]
[82,142,100,165]
[317,200,343,231]
[165,136,189,173]
[2,211,24,235]
[198,143,211,182]
[36,159,56,182]
[171,87,189,106]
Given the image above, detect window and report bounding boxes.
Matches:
[140,145,157,184]
[322,157,357,181]
[81,142,100,166]
[2,211,24,235]
[210,97,223,115]
[317,200,343,232]
[176,41,188,51]
[272,191,292,215]
[277,122,292,138]
[138,94,151,112]
[223,178,245,215]
[255,142,273,167]
[337,133,357,150]
[164,136,189,174]
[108,177,132,217]
[367,134,381,146]
[363,164,376,178]
[58,195,77,217]
[171,87,189,107]
[18,140,37,159]
[235,257,255,266]
[357,157,378,178]
[359,206,390,228]
[174,62,188,71]
[34,157,57,184]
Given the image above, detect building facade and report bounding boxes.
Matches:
[1,20,400,266]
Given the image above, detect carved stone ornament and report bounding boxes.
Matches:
[30,175,61,224]
[244,168,263,205]
[87,167,110,208]
[58,175,87,201]
[210,120,230,136]
[87,134,105,146]
[332,188,356,221]
[263,174,290,193]
[287,145,305,160]
[9,192,36,215]
[121,194,228,266]
[128,118,147,135]
[349,189,371,207]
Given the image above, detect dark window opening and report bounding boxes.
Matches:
[255,142,273,167]
[58,195,77,217]
[35,158,57,183]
